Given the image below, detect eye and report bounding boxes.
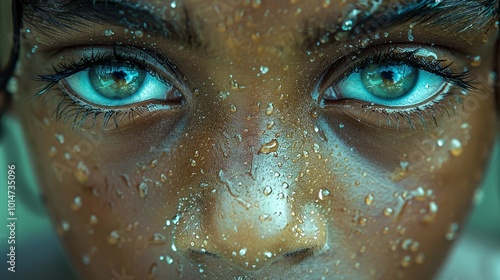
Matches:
[323,62,447,107]
[61,63,182,107]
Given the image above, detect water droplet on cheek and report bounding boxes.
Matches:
[71,196,82,211]
[365,194,374,205]
[449,138,463,157]
[263,186,273,196]
[259,139,279,154]
[383,207,394,217]
[89,214,98,225]
[108,230,120,245]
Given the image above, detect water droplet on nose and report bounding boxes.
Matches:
[74,161,90,183]
[449,138,463,157]
[138,181,149,198]
[259,139,279,154]
[383,207,394,217]
[445,223,460,240]
[319,189,331,200]
[263,186,273,196]
[71,196,82,211]
[365,194,374,205]
[108,230,120,245]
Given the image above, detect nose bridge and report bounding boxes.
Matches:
[173,87,328,270]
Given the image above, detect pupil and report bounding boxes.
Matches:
[380,71,395,84]
[113,71,128,81]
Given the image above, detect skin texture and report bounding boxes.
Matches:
[1,0,499,279]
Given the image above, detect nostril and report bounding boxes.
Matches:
[186,249,220,261]
[282,248,315,264]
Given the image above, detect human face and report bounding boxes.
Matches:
[8,0,499,279]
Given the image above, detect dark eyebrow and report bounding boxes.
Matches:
[21,0,196,46]
[303,0,498,48]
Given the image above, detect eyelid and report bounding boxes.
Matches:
[317,43,473,103]
[36,45,187,96]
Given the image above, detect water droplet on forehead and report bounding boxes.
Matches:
[365,194,374,206]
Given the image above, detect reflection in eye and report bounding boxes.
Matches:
[324,62,446,107]
[63,63,181,107]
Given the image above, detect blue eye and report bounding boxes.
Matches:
[324,63,447,107]
[62,63,181,107]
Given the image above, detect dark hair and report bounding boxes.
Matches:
[0,1,21,118]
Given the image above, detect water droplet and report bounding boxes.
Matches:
[470,55,481,67]
[135,30,144,38]
[89,214,98,225]
[383,207,394,217]
[48,146,57,157]
[263,251,273,258]
[437,139,445,147]
[82,254,91,265]
[449,138,463,157]
[108,230,120,245]
[239,247,247,256]
[191,159,197,166]
[71,196,82,211]
[319,189,331,200]
[61,220,71,231]
[165,255,174,264]
[410,240,420,252]
[260,65,269,74]
[342,20,353,31]
[75,161,90,183]
[401,238,413,250]
[401,255,411,268]
[365,194,374,206]
[358,217,367,226]
[407,29,414,41]
[103,29,115,36]
[171,214,181,225]
[54,133,65,144]
[445,222,460,241]
[230,104,237,112]
[339,123,345,129]
[421,201,438,224]
[170,1,177,8]
[149,159,158,168]
[148,262,158,278]
[251,0,262,8]
[138,181,149,198]
[415,253,425,264]
[259,139,279,154]
[263,186,272,196]
[266,103,274,116]
[149,233,167,245]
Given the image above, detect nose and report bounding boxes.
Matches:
[175,169,328,271]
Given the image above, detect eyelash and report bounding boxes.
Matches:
[320,47,474,129]
[36,48,177,128]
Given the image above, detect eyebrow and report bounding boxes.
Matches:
[303,0,498,48]
[21,0,197,46]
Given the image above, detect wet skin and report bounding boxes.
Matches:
[3,0,500,279]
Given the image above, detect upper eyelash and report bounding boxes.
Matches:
[331,47,474,92]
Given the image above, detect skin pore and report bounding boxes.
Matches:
[1,0,499,279]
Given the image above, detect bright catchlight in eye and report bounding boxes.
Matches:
[324,62,447,107]
[61,63,181,107]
